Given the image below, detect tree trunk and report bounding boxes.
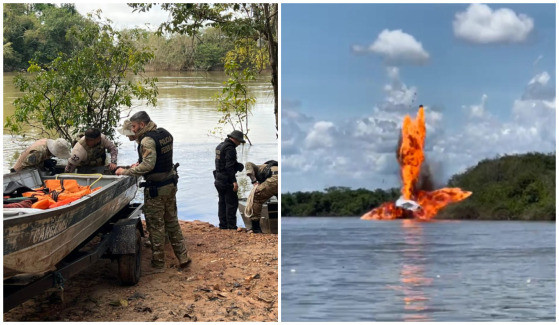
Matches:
[263,3,278,133]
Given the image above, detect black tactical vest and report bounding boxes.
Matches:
[215,139,236,173]
[138,128,173,175]
[256,160,278,182]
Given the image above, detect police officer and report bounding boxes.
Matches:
[117,119,136,141]
[65,128,118,173]
[11,138,71,173]
[118,118,169,246]
[245,160,278,233]
[115,111,190,273]
[214,130,245,230]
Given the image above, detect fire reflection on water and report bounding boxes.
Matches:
[394,220,433,321]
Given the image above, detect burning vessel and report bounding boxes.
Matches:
[361,105,471,221]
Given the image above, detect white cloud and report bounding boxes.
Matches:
[383,67,418,108]
[75,3,169,31]
[453,4,534,44]
[305,121,336,149]
[282,69,441,191]
[433,71,555,180]
[281,102,314,156]
[282,67,555,192]
[463,94,488,119]
[522,71,555,101]
[352,29,429,65]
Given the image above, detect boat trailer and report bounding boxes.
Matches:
[3,203,145,312]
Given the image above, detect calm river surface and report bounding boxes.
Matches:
[3,71,277,225]
[281,217,555,322]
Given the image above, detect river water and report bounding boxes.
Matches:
[3,71,277,225]
[281,217,555,321]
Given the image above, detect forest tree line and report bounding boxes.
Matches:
[4,3,277,146]
[3,3,263,72]
[282,152,556,221]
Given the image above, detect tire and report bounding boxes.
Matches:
[117,229,141,285]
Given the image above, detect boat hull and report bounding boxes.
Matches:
[4,172,137,277]
[238,197,278,234]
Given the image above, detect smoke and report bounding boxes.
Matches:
[416,164,435,192]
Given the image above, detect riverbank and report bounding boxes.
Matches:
[282,153,555,221]
[4,220,278,322]
[4,70,277,224]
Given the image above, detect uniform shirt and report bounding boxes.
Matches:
[122,137,157,177]
[12,139,50,172]
[121,121,160,178]
[65,134,117,172]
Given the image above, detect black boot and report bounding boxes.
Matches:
[251,220,262,233]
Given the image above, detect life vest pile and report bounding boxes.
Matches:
[22,179,101,210]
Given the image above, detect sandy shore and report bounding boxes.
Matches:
[4,220,278,322]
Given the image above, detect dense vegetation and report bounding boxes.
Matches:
[282,186,401,217]
[3,4,245,72]
[5,3,278,145]
[4,3,278,140]
[282,153,555,221]
[439,152,555,221]
[3,3,93,71]
[6,14,158,144]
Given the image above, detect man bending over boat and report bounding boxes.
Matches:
[115,111,191,273]
[245,160,278,233]
[65,128,118,173]
[11,138,71,173]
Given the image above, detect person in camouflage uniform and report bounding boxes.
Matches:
[11,138,71,173]
[245,160,278,233]
[116,111,190,273]
[65,128,118,173]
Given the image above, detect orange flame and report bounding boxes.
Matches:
[415,188,472,220]
[398,106,425,200]
[361,202,403,220]
[361,105,472,221]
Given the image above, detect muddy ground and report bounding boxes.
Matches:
[4,220,278,322]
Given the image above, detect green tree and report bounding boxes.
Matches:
[5,13,158,143]
[282,187,401,217]
[213,60,256,145]
[3,3,93,71]
[130,3,278,131]
[194,28,235,71]
[3,3,38,70]
[441,152,555,221]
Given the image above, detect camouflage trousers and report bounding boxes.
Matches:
[144,183,188,268]
[250,174,278,221]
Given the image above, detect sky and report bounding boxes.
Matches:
[74,3,168,31]
[281,3,556,193]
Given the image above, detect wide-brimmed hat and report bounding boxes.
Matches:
[118,119,135,136]
[46,138,71,159]
[227,130,246,143]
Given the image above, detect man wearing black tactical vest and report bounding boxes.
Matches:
[116,111,190,273]
[213,130,245,230]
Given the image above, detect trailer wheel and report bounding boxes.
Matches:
[117,229,141,285]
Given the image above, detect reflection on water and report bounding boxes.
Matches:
[399,220,432,322]
[282,217,555,322]
[3,71,277,225]
[384,220,432,321]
